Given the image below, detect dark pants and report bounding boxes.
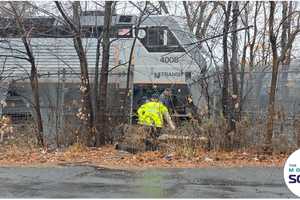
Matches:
[143,126,161,151]
[149,126,161,138]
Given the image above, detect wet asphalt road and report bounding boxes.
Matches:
[0,166,296,198]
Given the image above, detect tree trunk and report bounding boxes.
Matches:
[201,78,210,118]
[122,36,136,122]
[96,1,113,146]
[93,8,103,120]
[123,4,147,122]
[29,57,44,147]
[199,2,218,40]
[240,3,249,114]
[94,37,101,119]
[183,1,193,32]
[55,1,94,145]
[265,1,300,153]
[280,2,292,98]
[72,2,94,144]
[255,2,266,100]
[265,2,278,154]
[230,1,240,125]
[221,2,231,121]
[249,2,260,71]
[74,35,94,143]
[221,2,232,150]
[9,2,44,147]
[248,2,261,102]
[195,2,207,39]
[23,37,44,148]
[158,1,169,14]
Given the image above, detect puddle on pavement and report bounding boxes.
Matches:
[135,171,168,198]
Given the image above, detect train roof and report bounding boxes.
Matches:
[0,13,187,31]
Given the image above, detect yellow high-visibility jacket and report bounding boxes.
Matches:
[137,101,169,128]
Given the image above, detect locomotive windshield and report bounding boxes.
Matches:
[139,26,184,52]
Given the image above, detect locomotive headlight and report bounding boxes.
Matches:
[137,29,146,39]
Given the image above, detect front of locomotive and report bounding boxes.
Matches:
[132,15,206,119]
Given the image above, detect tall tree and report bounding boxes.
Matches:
[221,2,233,149]
[266,2,279,154]
[265,1,300,153]
[55,1,94,145]
[158,1,169,14]
[239,2,249,113]
[221,2,231,122]
[93,16,102,121]
[280,1,293,97]
[7,2,44,147]
[230,1,240,124]
[96,1,113,146]
[183,1,219,40]
[123,2,148,122]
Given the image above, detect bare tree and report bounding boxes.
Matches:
[182,1,222,117]
[123,2,147,121]
[280,1,294,97]
[93,2,117,122]
[55,1,94,145]
[158,1,169,14]
[249,2,261,71]
[196,2,219,40]
[96,1,113,146]
[253,2,270,100]
[1,2,45,147]
[220,2,233,149]
[93,21,102,120]
[230,1,240,124]
[265,1,300,153]
[239,2,249,113]
[183,1,219,40]
[221,2,231,120]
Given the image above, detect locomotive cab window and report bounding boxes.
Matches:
[140,26,184,52]
[119,15,132,23]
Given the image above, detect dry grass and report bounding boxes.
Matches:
[0,111,297,169]
[0,144,288,169]
[65,142,87,154]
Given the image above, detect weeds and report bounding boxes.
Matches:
[2,103,298,158]
[0,116,13,143]
[65,142,87,154]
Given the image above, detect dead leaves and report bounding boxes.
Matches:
[0,144,288,169]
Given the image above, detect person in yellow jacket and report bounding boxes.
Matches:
[137,94,175,138]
